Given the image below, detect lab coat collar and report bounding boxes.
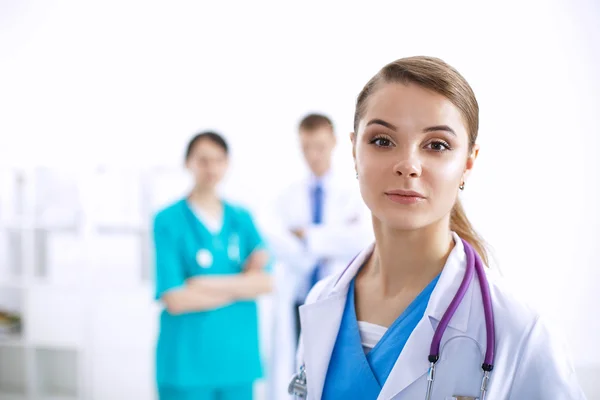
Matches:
[425,232,473,333]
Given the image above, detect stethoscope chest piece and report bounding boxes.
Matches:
[196,249,213,268]
[288,365,307,398]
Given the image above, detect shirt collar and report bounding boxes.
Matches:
[308,168,333,189]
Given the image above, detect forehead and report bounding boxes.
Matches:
[360,82,468,138]
[299,126,335,145]
[189,139,227,158]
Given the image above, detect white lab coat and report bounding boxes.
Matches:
[268,169,373,300]
[261,169,373,400]
[296,233,586,400]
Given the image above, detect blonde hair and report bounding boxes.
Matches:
[354,56,488,265]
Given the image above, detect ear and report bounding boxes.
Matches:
[350,132,357,171]
[462,144,480,184]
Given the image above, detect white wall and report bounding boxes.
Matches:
[1,0,598,398]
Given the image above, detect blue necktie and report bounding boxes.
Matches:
[308,182,323,290]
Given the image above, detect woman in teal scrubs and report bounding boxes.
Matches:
[153,131,272,400]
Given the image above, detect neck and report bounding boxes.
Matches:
[188,186,219,208]
[312,163,331,178]
[365,218,454,297]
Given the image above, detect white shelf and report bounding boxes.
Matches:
[33,168,82,230]
[0,394,27,400]
[25,287,85,348]
[37,396,78,400]
[0,346,27,397]
[0,327,24,347]
[90,347,155,400]
[89,168,145,230]
[0,286,22,309]
[0,169,26,227]
[0,229,23,282]
[35,348,79,399]
[87,232,143,288]
[0,281,23,290]
[0,287,24,342]
[34,230,84,286]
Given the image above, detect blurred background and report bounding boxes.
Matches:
[0,0,599,399]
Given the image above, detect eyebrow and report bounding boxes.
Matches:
[366,119,456,137]
[423,125,456,137]
[366,119,397,130]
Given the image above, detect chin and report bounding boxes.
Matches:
[371,205,433,232]
[195,180,218,190]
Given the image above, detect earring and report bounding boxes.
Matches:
[355,172,358,179]
[459,182,465,190]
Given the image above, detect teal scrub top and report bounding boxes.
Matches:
[153,199,267,389]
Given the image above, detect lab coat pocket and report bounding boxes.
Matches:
[433,336,484,399]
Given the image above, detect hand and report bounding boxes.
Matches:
[243,249,269,272]
[291,228,305,241]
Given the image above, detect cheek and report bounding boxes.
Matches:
[356,145,386,173]
[426,156,465,194]
[190,164,202,175]
[357,150,390,204]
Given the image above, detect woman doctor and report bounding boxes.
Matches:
[294,57,586,399]
[153,131,271,400]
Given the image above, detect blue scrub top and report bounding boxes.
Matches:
[322,275,440,399]
[153,199,268,389]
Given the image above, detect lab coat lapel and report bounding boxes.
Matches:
[379,233,478,399]
[299,243,374,399]
[299,294,346,400]
[377,314,433,399]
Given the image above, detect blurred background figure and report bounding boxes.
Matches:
[153,132,271,400]
[263,114,373,398]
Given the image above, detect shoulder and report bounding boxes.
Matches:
[304,275,338,305]
[278,177,309,198]
[485,272,541,338]
[224,201,254,221]
[224,202,263,233]
[486,275,584,397]
[153,199,186,230]
[483,272,576,370]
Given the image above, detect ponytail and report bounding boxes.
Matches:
[450,199,488,267]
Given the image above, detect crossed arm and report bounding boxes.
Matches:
[161,249,272,315]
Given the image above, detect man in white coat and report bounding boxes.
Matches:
[263,113,373,399]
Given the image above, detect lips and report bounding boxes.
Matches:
[385,190,426,205]
[385,190,425,198]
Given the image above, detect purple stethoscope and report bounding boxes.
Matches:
[289,239,496,400]
[425,238,496,400]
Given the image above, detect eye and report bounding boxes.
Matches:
[425,140,451,152]
[369,135,394,148]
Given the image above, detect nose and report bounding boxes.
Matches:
[393,155,422,178]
